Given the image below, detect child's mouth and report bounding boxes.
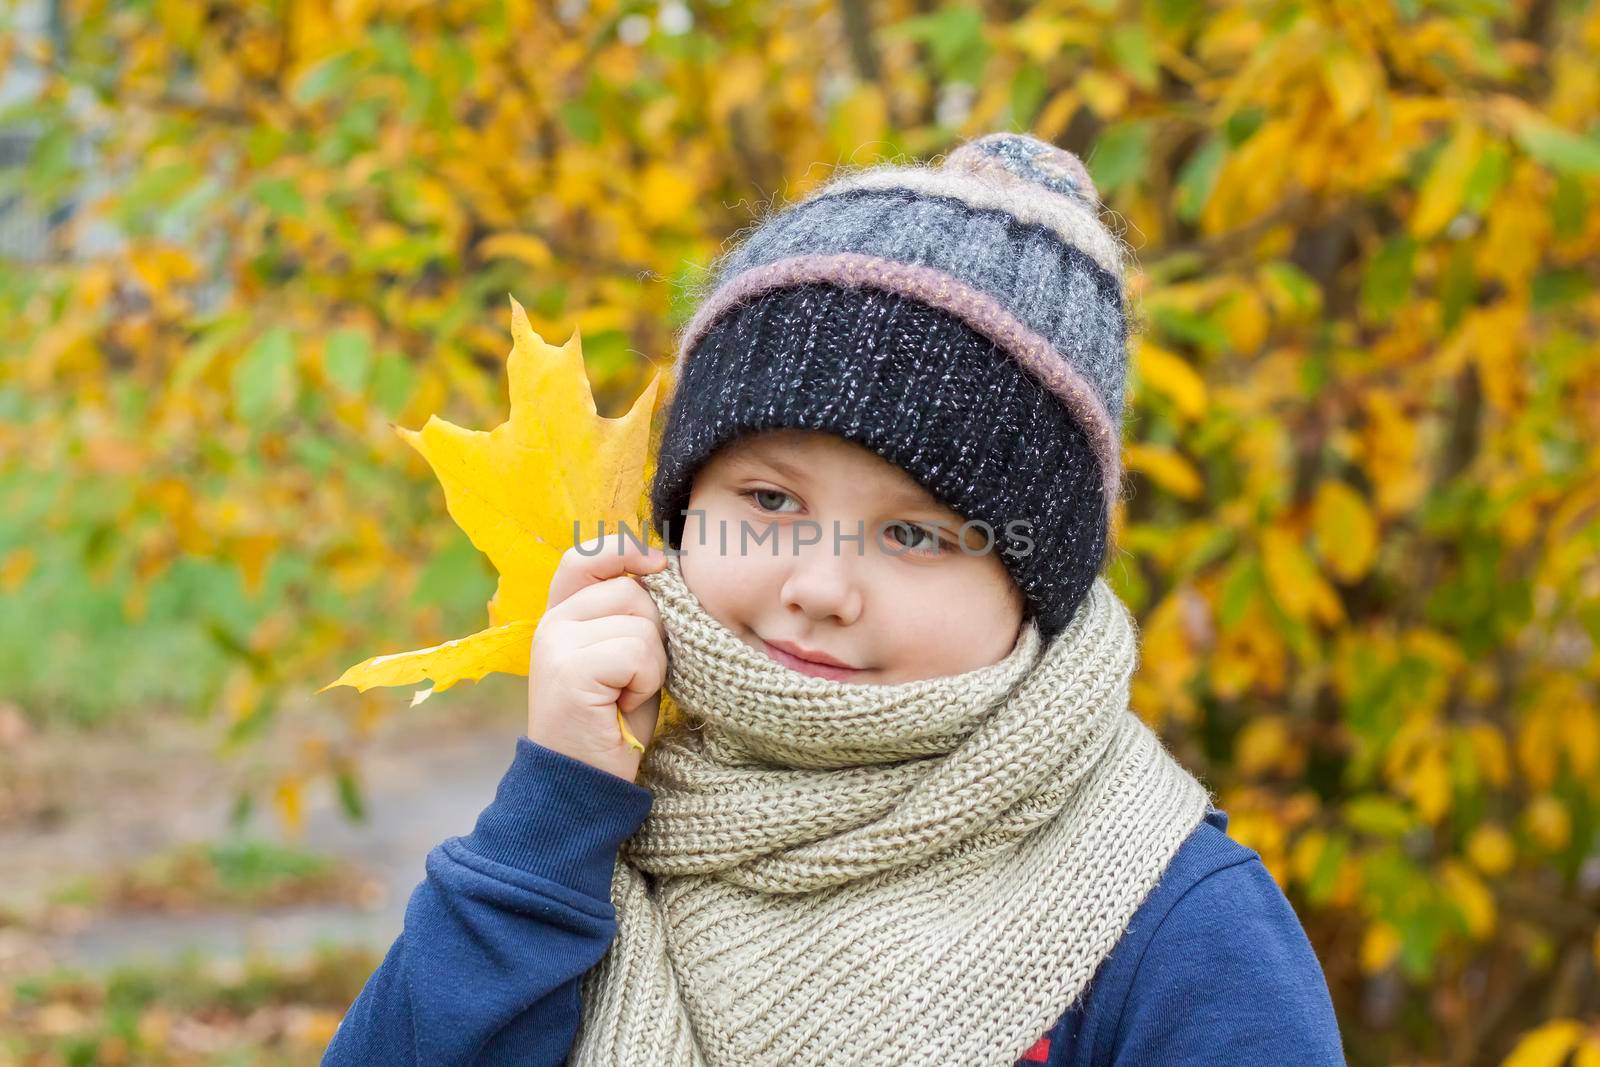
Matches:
[759,639,865,681]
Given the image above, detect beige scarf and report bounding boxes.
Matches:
[569,556,1213,1066]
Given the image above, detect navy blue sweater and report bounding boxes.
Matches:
[322,736,1348,1066]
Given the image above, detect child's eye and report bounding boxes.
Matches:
[885,520,949,555]
[742,488,799,514]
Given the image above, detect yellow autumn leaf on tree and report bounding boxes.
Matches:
[1440,859,1496,940]
[1467,721,1512,788]
[1261,524,1345,626]
[477,233,554,270]
[1234,714,1292,776]
[1385,716,1454,824]
[1467,823,1516,877]
[1411,121,1484,238]
[1312,479,1378,583]
[1133,342,1208,421]
[1125,442,1204,499]
[1501,1020,1586,1067]
[322,295,670,748]
[1216,288,1269,355]
[1359,920,1400,975]
[1523,794,1572,852]
[637,161,699,228]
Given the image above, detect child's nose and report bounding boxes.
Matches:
[777,549,865,627]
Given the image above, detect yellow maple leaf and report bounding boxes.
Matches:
[321,295,672,752]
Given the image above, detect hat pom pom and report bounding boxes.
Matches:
[943,133,1101,212]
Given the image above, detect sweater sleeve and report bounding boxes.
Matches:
[320,736,654,1067]
[1109,856,1347,1066]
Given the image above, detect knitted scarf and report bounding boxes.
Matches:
[568,556,1213,1066]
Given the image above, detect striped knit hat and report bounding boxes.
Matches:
[649,131,1132,639]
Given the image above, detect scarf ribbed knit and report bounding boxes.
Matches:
[568,557,1213,1066]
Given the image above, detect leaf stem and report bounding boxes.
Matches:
[616,707,645,754]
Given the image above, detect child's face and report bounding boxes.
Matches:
[676,429,1025,685]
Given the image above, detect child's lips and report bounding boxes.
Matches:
[759,639,864,681]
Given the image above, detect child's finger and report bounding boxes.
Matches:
[548,532,667,608]
[544,573,664,632]
[561,631,664,716]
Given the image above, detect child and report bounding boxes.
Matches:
[322,132,1347,1065]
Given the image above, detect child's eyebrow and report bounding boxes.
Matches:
[730,450,806,481]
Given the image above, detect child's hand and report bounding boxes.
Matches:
[527,532,669,783]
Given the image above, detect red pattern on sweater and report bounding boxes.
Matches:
[1018,1031,1052,1063]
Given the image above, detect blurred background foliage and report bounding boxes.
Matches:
[1,0,1597,1062]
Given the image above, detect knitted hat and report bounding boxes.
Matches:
[649,131,1132,640]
